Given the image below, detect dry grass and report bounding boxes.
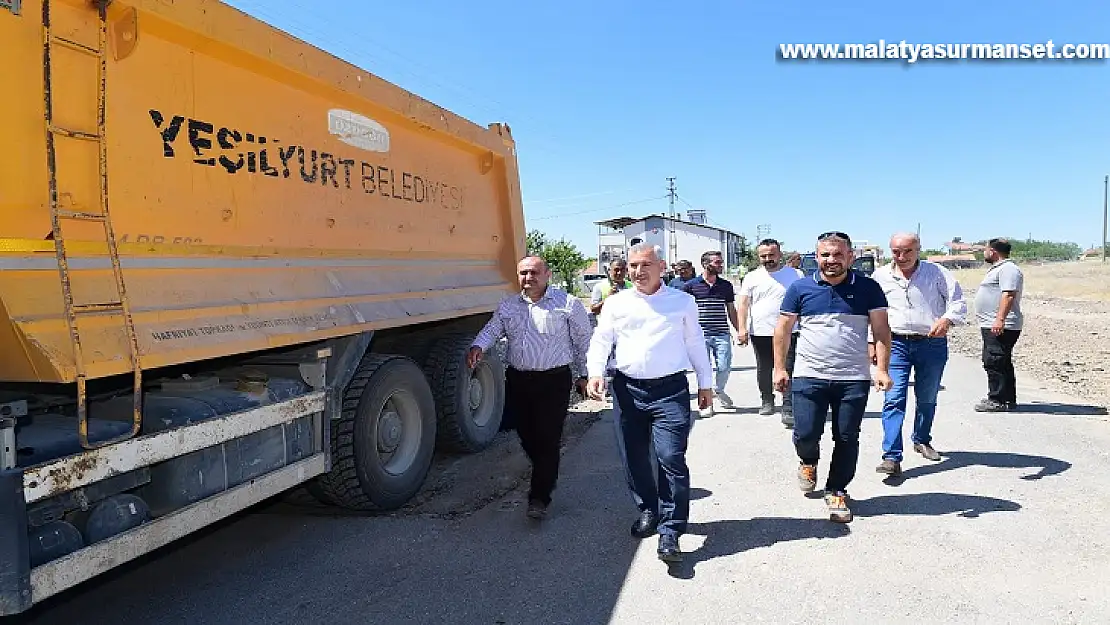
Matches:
[953,261,1110,302]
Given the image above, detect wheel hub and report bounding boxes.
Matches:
[468,375,484,411]
[378,410,403,453]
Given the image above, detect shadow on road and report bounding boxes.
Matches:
[887,450,1072,484]
[15,411,644,625]
[852,492,1022,518]
[666,517,850,579]
[690,487,713,501]
[1011,402,1108,416]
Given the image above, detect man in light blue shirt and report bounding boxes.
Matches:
[469,256,592,521]
[870,233,966,476]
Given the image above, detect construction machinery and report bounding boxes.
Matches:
[0,0,524,614]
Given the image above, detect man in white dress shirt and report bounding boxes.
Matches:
[586,243,714,563]
[469,256,592,520]
[869,233,966,476]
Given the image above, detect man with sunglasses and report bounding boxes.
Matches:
[774,231,893,523]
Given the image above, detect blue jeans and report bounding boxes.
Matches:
[704,333,732,394]
[792,377,871,493]
[611,371,692,537]
[882,336,948,462]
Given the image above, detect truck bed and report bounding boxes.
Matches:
[0,0,525,383]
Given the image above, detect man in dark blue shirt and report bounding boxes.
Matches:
[774,232,892,524]
[683,251,740,416]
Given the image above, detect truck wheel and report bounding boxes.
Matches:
[424,333,506,453]
[311,354,436,511]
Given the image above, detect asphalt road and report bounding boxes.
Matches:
[13,344,1110,624]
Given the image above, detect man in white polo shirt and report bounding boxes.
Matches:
[737,238,804,424]
[587,243,713,564]
[869,233,966,477]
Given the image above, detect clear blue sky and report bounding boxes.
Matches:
[227,0,1110,255]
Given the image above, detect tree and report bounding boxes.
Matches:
[922,248,947,257]
[526,229,547,257]
[539,238,590,293]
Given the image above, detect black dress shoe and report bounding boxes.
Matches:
[630,509,658,539]
[657,534,682,562]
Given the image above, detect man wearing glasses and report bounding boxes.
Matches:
[774,232,893,523]
[870,233,966,476]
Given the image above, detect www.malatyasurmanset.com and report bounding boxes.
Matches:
[778,40,1110,63]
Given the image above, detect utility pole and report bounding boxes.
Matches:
[756,224,771,242]
[666,177,677,266]
[1103,175,1108,263]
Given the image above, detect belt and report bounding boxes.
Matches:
[507,364,571,375]
[613,370,687,387]
[892,333,931,341]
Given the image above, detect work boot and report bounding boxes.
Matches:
[797,463,817,492]
[758,397,775,416]
[824,491,853,523]
[875,459,902,476]
[914,443,941,461]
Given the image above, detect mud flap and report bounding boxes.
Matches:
[0,468,31,616]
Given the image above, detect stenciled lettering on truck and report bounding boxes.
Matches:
[148,109,465,210]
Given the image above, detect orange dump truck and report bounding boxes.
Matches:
[0,0,525,613]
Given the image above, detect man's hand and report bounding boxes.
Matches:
[466,346,483,369]
[587,376,607,401]
[697,389,713,410]
[773,368,790,393]
[873,370,893,392]
[929,318,953,338]
[574,377,588,397]
[736,331,749,346]
[991,319,1005,336]
[868,342,877,365]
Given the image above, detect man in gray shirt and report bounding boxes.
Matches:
[973,238,1024,412]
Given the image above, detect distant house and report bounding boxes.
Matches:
[595,212,745,275]
[927,254,980,269]
[1080,248,1104,261]
[945,241,987,255]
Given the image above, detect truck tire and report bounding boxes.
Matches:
[424,333,506,453]
[311,354,437,511]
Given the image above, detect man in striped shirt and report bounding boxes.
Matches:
[468,256,593,520]
[682,250,741,415]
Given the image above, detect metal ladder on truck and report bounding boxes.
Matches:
[42,0,143,449]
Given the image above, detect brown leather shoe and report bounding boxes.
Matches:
[914,443,941,461]
[875,459,902,476]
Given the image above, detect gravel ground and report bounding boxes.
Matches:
[947,290,1110,411]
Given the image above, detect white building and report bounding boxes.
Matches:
[595,212,746,275]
